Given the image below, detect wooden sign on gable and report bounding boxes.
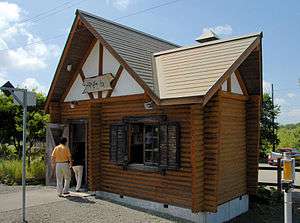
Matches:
[82,73,114,94]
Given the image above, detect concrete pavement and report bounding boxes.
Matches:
[0,186,91,212]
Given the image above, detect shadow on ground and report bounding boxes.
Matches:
[65,195,96,204]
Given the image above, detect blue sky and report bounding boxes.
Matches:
[0,0,299,124]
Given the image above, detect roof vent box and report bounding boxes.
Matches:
[196,30,219,43]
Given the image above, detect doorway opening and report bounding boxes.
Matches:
[69,121,87,189]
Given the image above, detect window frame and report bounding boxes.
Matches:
[110,115,180,171]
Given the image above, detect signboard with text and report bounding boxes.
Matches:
[82,73,114,94]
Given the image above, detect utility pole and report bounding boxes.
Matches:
[271,84,275,151]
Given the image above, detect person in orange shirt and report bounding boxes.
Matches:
[51,137,72,197]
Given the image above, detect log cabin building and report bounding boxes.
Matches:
[45,10,262,223]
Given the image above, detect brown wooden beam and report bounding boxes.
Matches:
[235,70,248,96]
[106,65,124,98]
[45,15,81,111]
[227,75,231,92]
[98,43,104,98]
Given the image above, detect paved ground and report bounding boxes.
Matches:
[0,184,184,223]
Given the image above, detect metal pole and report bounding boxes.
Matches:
[284,188,293,223]
[271,84,275,152]
[277,158,282,192]
[22,90,27,223]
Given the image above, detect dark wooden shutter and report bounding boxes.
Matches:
[159,122,180,171]
[159,124,168,171]
[167,122,180,170]
[110,123,128,166]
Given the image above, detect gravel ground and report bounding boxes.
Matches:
[0,197,181,223]
[0,185,188,223]
[0,184,51,194]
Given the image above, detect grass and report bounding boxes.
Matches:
[0,158,45,185]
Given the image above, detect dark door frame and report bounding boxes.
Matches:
[66,119,88,190]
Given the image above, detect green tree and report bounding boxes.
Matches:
[0,93,22,158]
[260,93,280,158]
[26,92,49,166]
[278,123,300,149]
[0,91,49,163]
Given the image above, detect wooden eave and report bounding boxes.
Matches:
[45,15,82,112]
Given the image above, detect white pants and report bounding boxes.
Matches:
[56,163,71,195]
[72,165,83,191]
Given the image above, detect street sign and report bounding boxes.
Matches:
[13,91,36,106]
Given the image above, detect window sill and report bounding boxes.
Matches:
[127,164,159,172]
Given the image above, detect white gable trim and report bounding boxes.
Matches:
[231,72,243,94]
[82,41,99,78]
[112,69,144,97]
[64,74,90,102]
[103,47,120,75]
[65,40,145,100]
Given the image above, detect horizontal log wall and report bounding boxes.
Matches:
[190,104,204,212]
[61,100,90,121]
[246,95,261,194]
[218,94,247,204]
[203,93,221,212]
[99,97,193,209]
[49,102,61,123]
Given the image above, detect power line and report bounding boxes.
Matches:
[113,0,184,21]
[0,0,185,53]
[18,0,88,24]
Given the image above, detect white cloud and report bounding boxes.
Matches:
[287,92,295,98]
[106,0,131,10]
[0,72,7,86]
[0,2,60,71]
[202,24,233,36]
[21,77,47,93]
[286,109,300,118]
[263,80,272,94]
[274,97,286,106]
[0,2,21,29]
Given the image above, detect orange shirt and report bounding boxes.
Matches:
[51,144,72,163]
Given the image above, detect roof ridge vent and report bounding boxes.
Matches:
[196,30,219,43]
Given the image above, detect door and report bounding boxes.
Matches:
[45,123,69,186]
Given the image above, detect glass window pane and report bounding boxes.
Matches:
[145,151,152,162]
[153,151,159,164]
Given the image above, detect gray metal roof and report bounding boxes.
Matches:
[78,10,179,90]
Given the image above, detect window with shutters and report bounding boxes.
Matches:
[110,116,180,171]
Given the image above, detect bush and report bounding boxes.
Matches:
[0,144,17,160]
[0,158,45,185]
[0,159,22,185]
[28,158,45,183]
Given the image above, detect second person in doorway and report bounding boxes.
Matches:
[72,144,85,192]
